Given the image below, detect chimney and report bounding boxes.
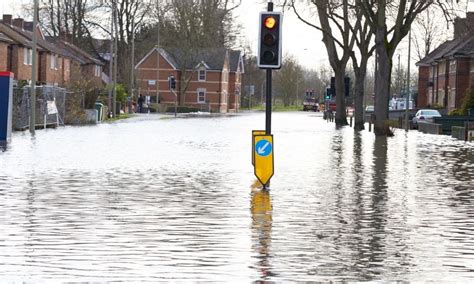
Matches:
[12,18,24,30]
[24,21,34,32]
[454,12,474,38]
[2,14,12,25]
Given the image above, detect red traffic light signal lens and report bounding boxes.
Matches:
[263,34,276,46]
[264,16,276,29]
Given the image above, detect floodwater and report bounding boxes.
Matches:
[0,112,473,282]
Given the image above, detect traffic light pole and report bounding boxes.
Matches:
[266,70,272,135]
[265,1,273,135]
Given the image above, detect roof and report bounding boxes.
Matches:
[0,23,36,48]
[416,34,474,66]
[0,22,68,57]
[229,50,244,73]
[46,37,104,66]
[136,47,243,73]
[0,32,14,43]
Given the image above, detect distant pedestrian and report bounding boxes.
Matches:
[138,94,144,113]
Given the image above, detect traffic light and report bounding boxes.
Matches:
[168,75,176,90]
[330,76,350,97]
[344,77,350,97]
[258,12,283,69]
[325,88,331,100]
[330,77,335,98]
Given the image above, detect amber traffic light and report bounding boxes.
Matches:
[264,16,276,29]
[258,12,283,69]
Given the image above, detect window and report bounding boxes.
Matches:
[198,68,206,81]
[64,60,70,72]
[24,48,32,65]
[438,61,446,75]
[450,60,456,73]
[197,88,206,103]
[95,65,101,77]
[51,54,58,70]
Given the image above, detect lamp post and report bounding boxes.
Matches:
[405,29,412,131]
[29,0,39,135]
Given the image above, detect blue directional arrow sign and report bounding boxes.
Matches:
[253,135,274,186]
[256,139,272,157]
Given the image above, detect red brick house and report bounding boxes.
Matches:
[417,13,474,112]
[46,38,105,90]
[1,17,72,86]
[0,14,104,89]
[135,47,244,113]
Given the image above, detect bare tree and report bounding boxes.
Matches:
[274,55,303,106]
[356,0,460,136]
[143,0,241,105]
[289,0,357,126]
[413,7,449,62]
[349,5,375,130]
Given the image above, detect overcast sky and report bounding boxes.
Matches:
[1,0,327,69]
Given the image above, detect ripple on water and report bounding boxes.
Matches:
[0,112,473,282]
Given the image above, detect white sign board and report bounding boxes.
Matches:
[47,100,58,114]
[148,80,156,86]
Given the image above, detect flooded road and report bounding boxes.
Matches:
[0,112,473,282]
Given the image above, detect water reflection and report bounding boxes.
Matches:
[367,137,389,277]
[250,181,274,280]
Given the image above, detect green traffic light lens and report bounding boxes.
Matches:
[263,50,275,62]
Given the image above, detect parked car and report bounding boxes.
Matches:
[412,109,442,128]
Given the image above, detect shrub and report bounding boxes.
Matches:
[431,103,444,109]
[461,86,474,114]
[448,108,464,116]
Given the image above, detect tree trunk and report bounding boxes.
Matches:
[353,63,367,131]
[335,67,348,126]
[374,32,393,136]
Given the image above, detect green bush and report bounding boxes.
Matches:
[448,108,464,116]
[166,106,199,113]
[431,103,444,109]
[461,86,474,114]
[104,84,128,105]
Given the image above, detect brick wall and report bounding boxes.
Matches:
[228,71,242,112]
[11,46,35,81]
[417,66,429,107]
[455,57,471,108]
[0,42,8,71]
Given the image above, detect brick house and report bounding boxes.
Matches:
[47,38,105,90]
[0,20,39,83]
[416,13,474,112]
[0,14,103,89]
[135,47,244,113]
[0,16,71,87]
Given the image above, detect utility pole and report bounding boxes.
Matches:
[397,54,401,98]
[405,29,412,131]
[108,13,113,117]
[156,0,161,107]
[29,0,39,135]
[129,18,135,114]
[113,0,119,118]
